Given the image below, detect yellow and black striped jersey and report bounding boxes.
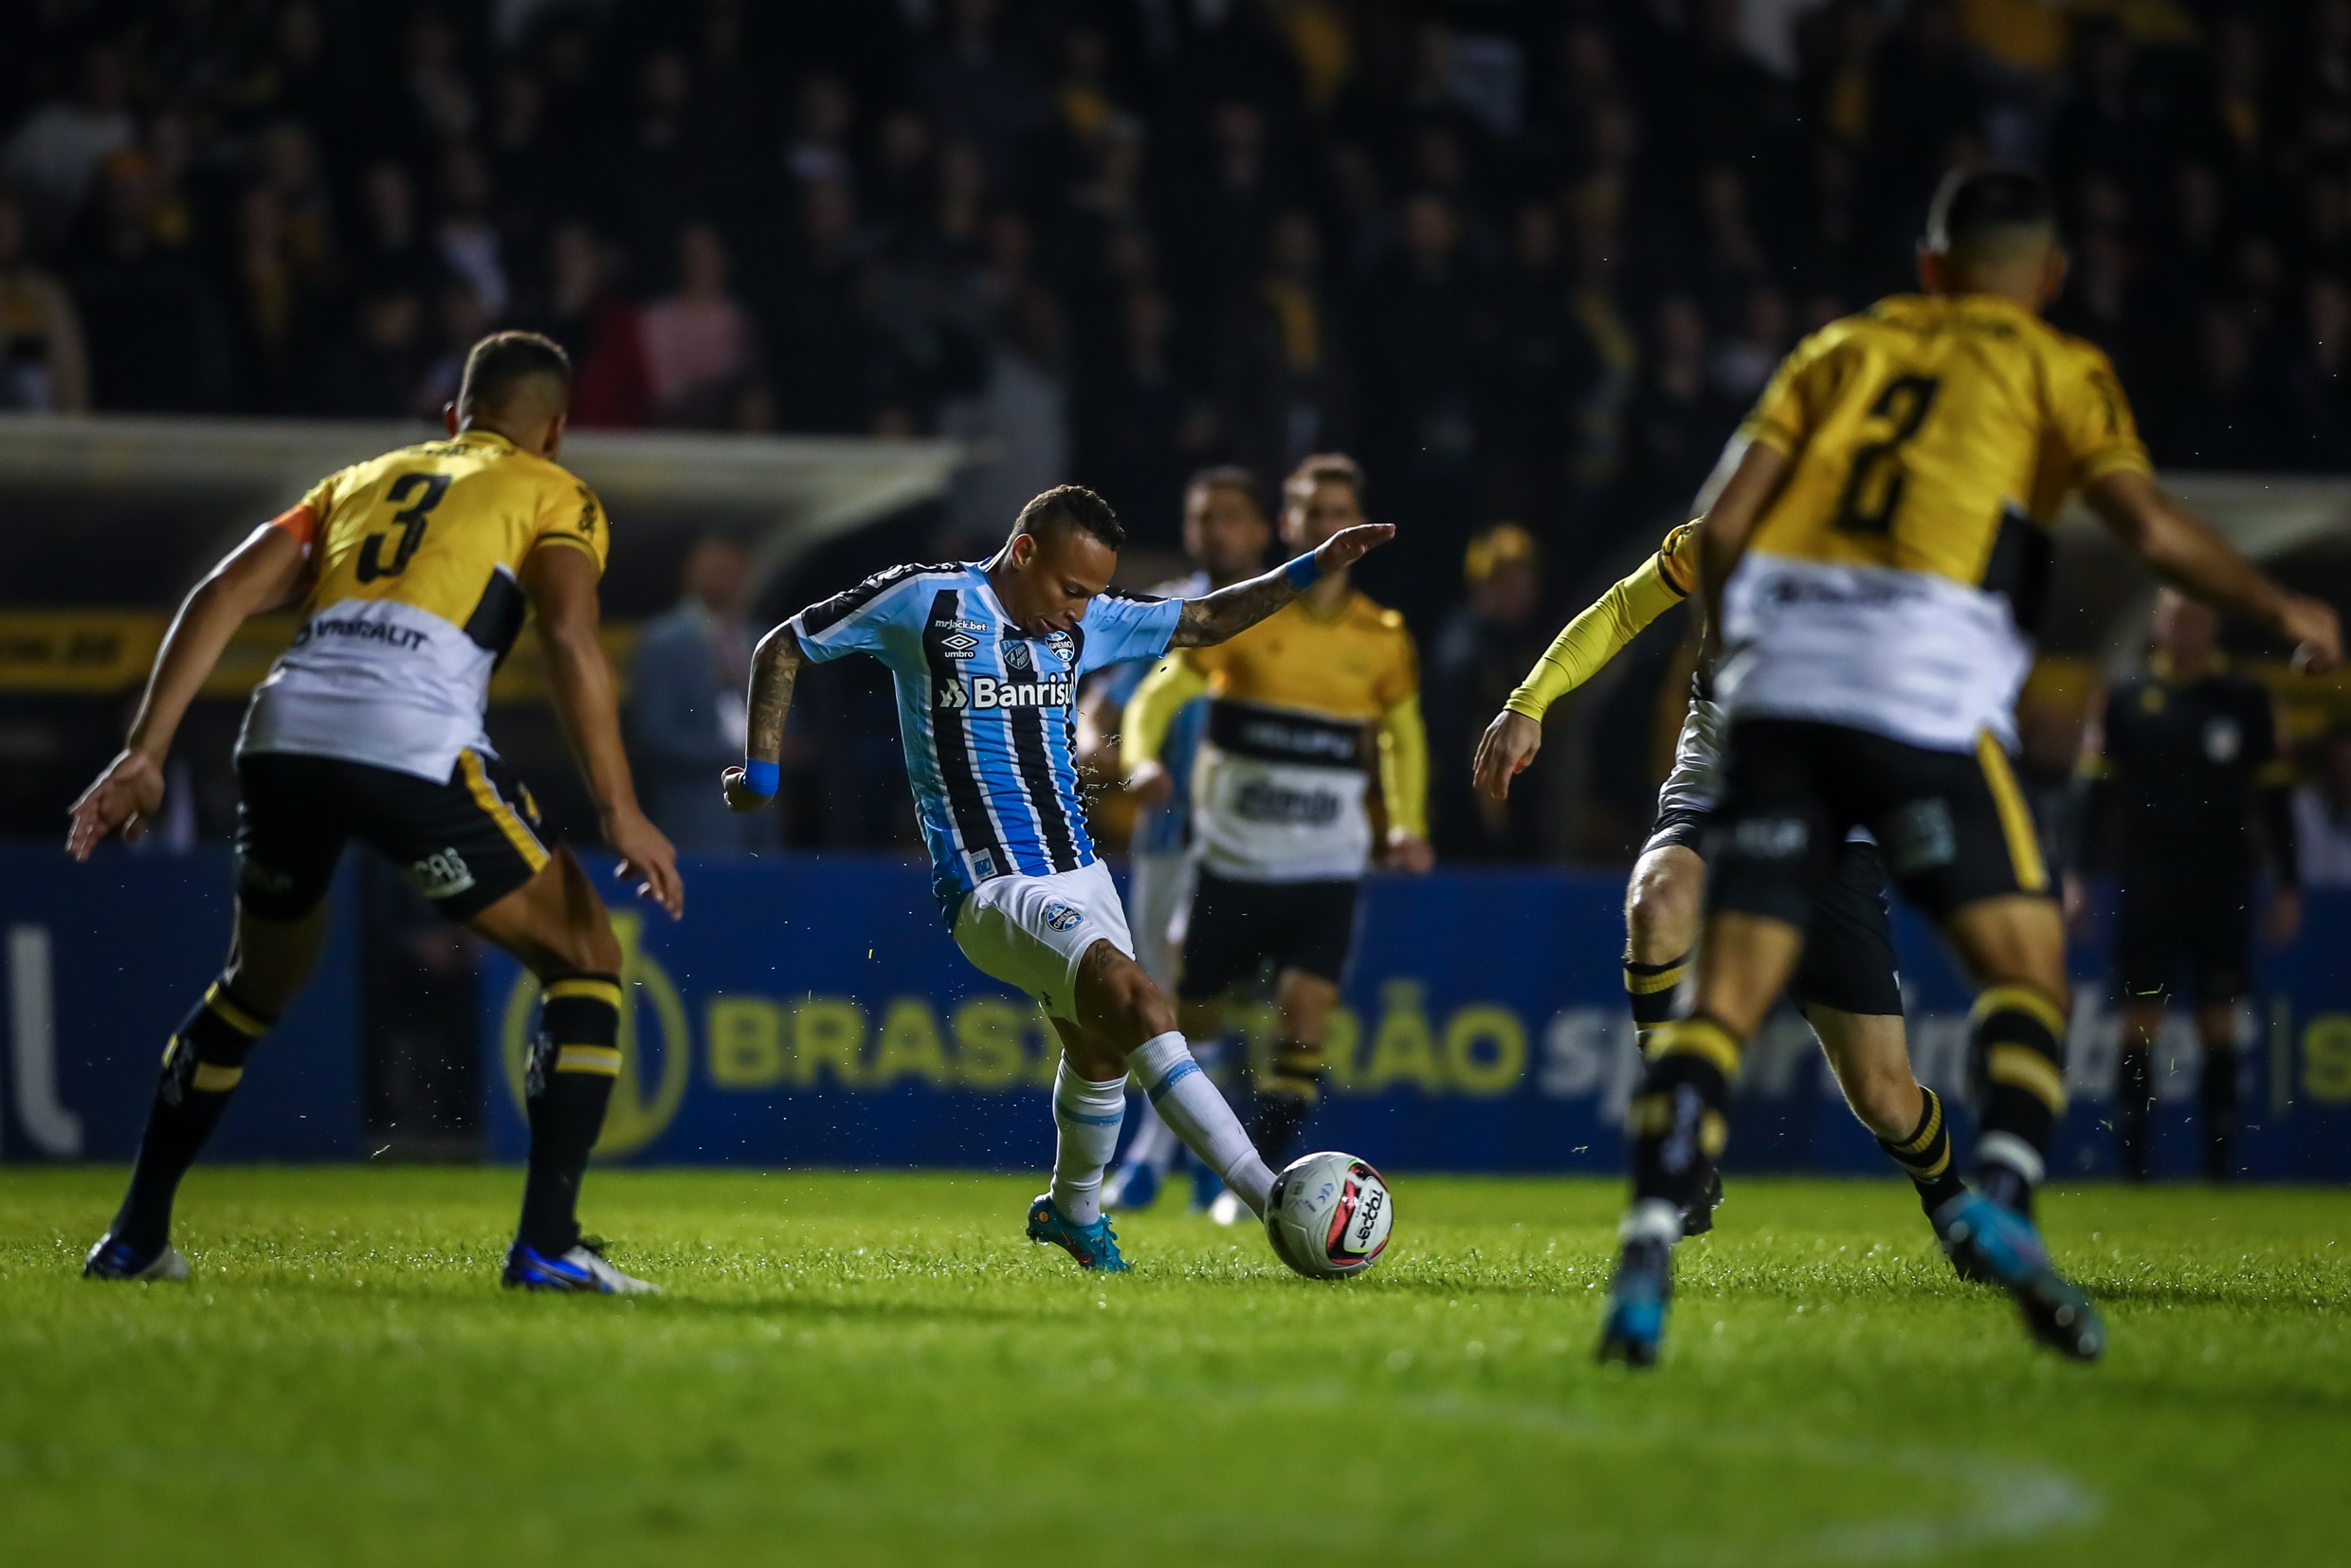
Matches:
[1740,294,2149,585]
[1720,292,2152,753]
[238,428,609,781]
[1124,589,1426,881]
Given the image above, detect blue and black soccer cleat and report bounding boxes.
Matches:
[1595,1236,1673,1368]
[1679,1166,1724,1238]
[501,1235,659,1294]
[1026,1194,1130,1272]
[1103,1158,1160,1212]
[1932,1193,2104,1361]
[82,1232,191,1283]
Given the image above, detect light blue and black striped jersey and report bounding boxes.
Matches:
[789,560,1184,919]
[1094,570,1208,856]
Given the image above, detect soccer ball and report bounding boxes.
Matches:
[1266,1152,1394,1280]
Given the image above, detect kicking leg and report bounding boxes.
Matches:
[88,901,327,1280]
[467,848,650,1294]
[1076,942,1276,1220]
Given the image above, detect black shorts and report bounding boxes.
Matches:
[1706,718,2050,932]
[2113,874,2251,1004]
[235,748,554,922]
[1176,866,1360,1000]
[1646,800,1904,1016]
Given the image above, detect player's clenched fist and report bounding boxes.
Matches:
[720,765,771,813]
[1472,710,1541,801]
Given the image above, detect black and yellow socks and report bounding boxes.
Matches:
[1626,1014,1739,1227]
[1877,1085,1966,1217]
[113,979,274,1252]
[1971,983,2069,1215]
[1623,953,1687,1052]
[1248,1037,1322,1165]
[518,974,623,1256]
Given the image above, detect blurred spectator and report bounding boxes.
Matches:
[321,283,429,417]
[7,44,137,249]
[2287,276,2351,470]
[0,193,90,411]
[640,224,758,428]
[2294,726,2351,886]
[629,535,775,853]
[1615,295,1737,537]
[523,221,653,428]
[1220,208,1350,485]
[70,150,232,410]
[1429,524,1549,861]
[941,282,1068,545]
[1077,287,1209,545]
[431,144,506,320]
[2165,310,2294,470]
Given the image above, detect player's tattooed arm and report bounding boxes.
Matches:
[1170,521,1396,647]
[723,625,802,811]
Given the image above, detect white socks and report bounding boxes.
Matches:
[1129,1030,1275,1218]
[1049,1063,1128,1226]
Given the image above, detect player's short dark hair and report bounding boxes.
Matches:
[457,330,572,416]
[1014,483,1125,551]
[1186,465,1267,518]
[1283,452,1363,511]
[1925,166,2055,255]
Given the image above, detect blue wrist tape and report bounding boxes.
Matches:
[739,757,779,797]
[1284,552,1321,591]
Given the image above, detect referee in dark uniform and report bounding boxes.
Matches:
[2067,591,2301,1181]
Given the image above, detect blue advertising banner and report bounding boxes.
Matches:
[0,847,360,1161]
[478,855,2351,1182]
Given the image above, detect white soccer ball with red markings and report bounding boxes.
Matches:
[1266,1152,1394,1280]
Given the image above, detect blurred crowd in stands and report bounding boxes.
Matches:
[10,0,2351,866]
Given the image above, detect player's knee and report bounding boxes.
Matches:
[1625,857,1700,962]
[1081,943,1174,1045]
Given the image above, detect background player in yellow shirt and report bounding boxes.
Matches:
[66,332,681,1294]
[1475,520,1968,1251]
[1123,454,1429,1201]
[1595,168,2340,1367]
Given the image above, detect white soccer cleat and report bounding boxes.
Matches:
[1207,1189,1247,1227]
[82,1233,191,1282]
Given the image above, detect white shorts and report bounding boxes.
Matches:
[953,860,1136,1023]
[1125,848,1194,993]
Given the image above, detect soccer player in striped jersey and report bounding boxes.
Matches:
[722,484,1393,1271]
[66,332,682,1293]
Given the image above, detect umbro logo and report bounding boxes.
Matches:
[940,631,978,659]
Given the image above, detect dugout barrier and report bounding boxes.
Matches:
[4,846,2348,1180]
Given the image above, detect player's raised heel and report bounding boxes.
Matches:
[1931,1193,2104,1360]
[501,1237,659,1295]
[1026,1194,1130,1272]
[1103,1159,1160,1212]
[1595,1237,1673,1368]
[82,1233,191,1283]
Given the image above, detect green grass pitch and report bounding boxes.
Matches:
[3,1168,2346,1567]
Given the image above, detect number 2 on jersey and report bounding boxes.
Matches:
[1832,374,1941,536]
[355,472,451,582]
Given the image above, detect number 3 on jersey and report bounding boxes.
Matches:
[356,472,451,582]
[1832,374,1941,536]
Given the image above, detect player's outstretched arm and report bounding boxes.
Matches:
[67,522,308,859]
[525,543,683,917]
[2085,470,2342,672]
[1473,547,1688,800]
[721,624,802,812]
[1170,522,1394,647]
